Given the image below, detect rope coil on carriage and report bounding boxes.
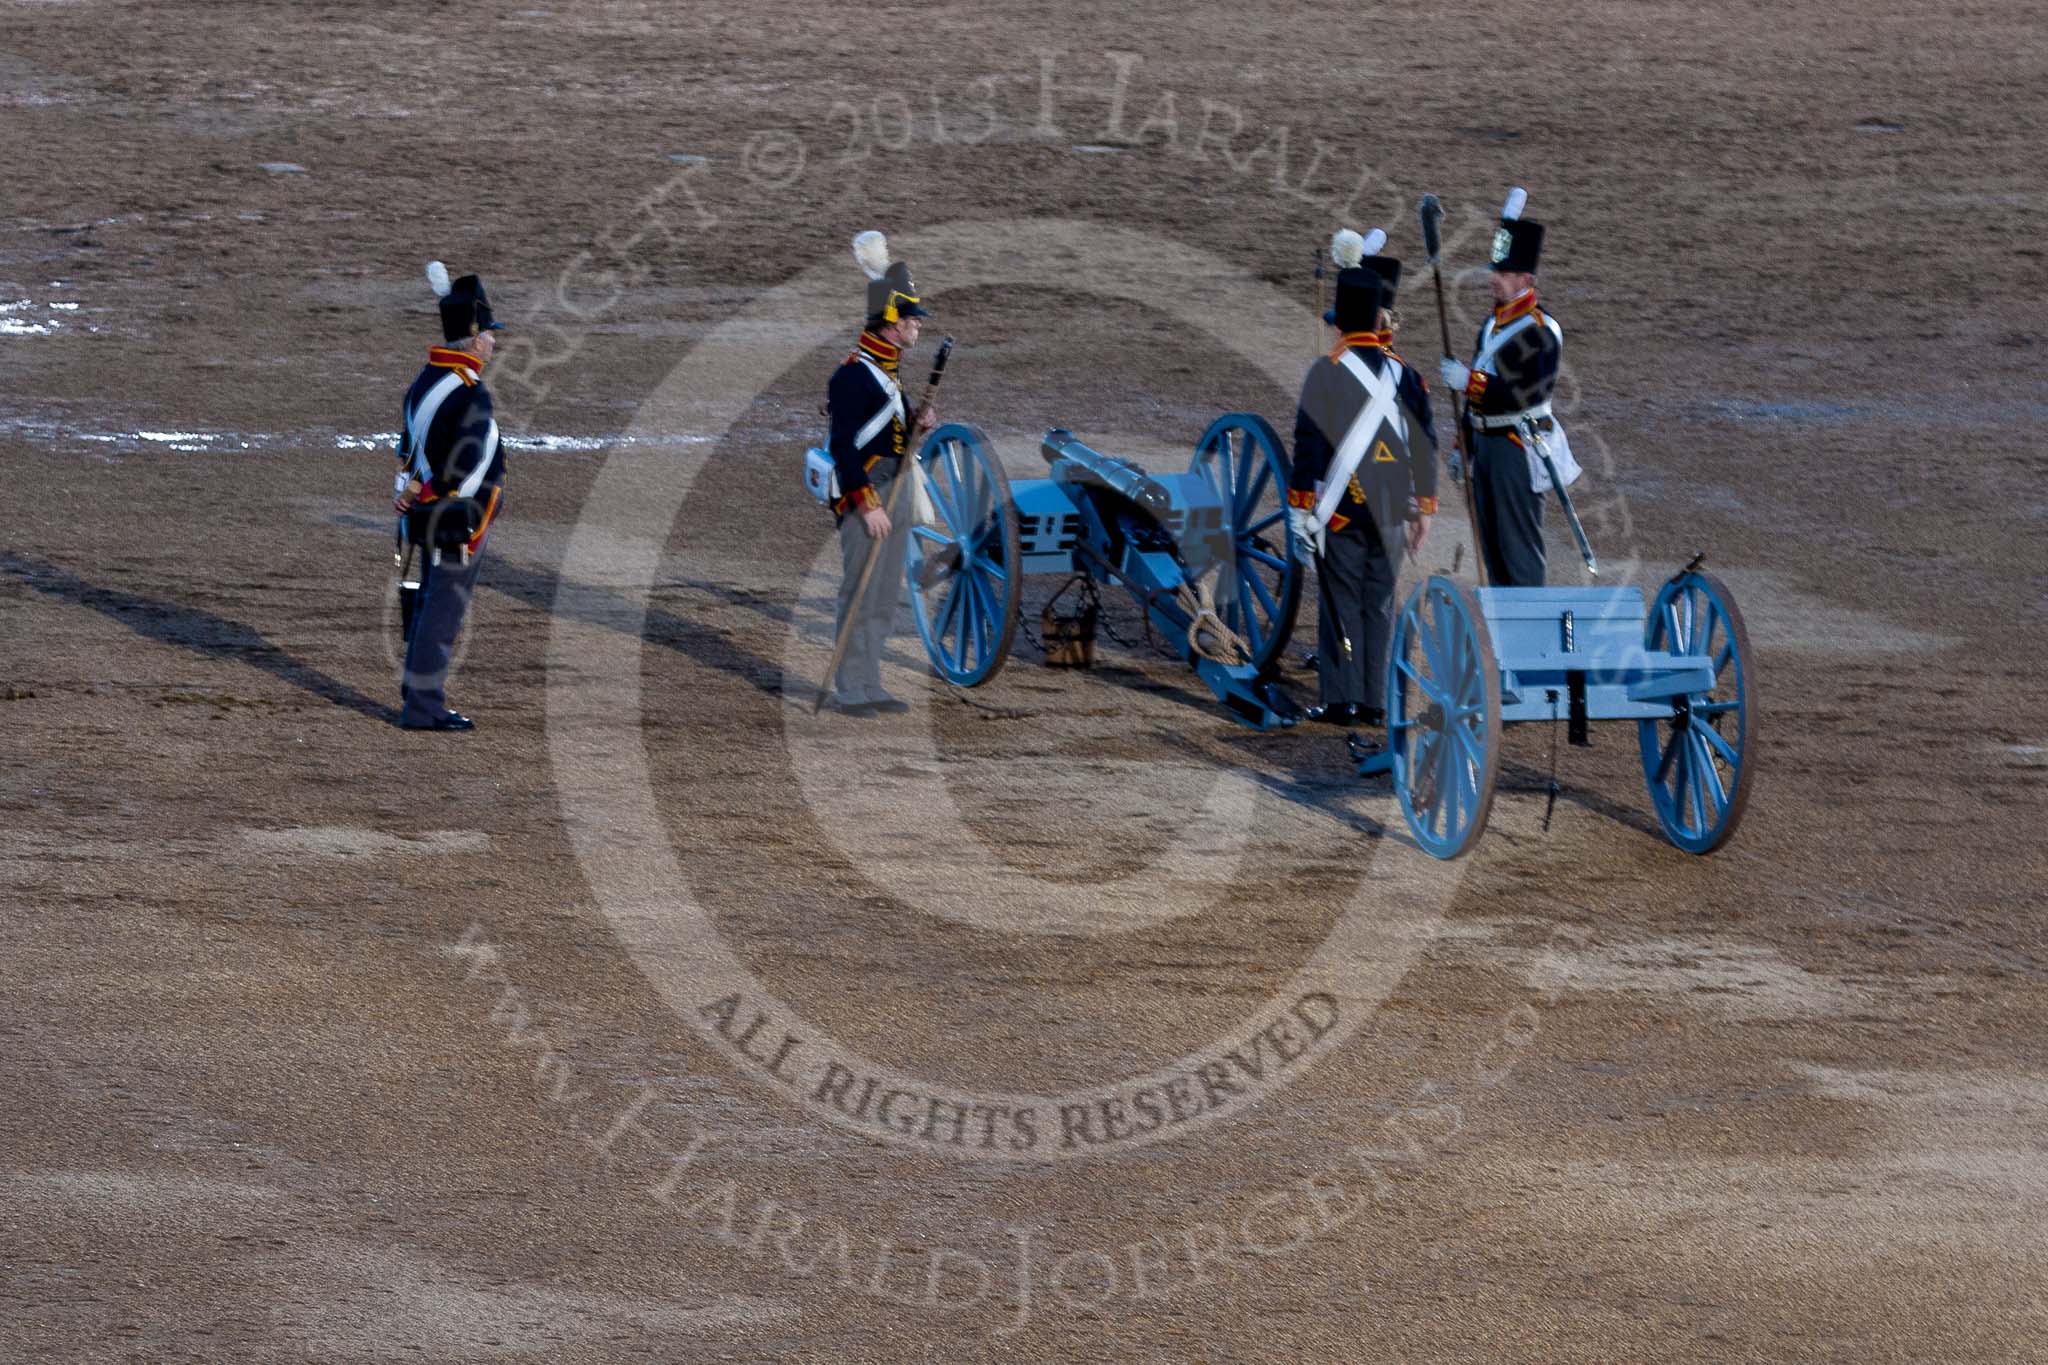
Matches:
[1175,571,1251,667]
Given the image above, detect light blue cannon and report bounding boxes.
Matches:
[896,415,1303,728]
[1353,567,1755,858]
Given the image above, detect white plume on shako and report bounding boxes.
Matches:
[851,230,891,280]
[1329,227,1386,270]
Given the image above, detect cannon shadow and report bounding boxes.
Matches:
[1,552,399,724]
[1494,755,1665,843]
[1081,661,1239,718]
[1149,725,1408,847]
[1203,722,1666,850]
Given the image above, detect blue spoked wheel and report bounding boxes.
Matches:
[1638,569,1753,854]
[905,423,1021,687]
[1188,413,1301,675]
[1386,575,1502,860]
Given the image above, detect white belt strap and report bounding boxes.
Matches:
[405,371,466,482]
[853,356,905,450]
[1473,400,1554,430]
[1314,351,1406,527]
[454,420,498,499]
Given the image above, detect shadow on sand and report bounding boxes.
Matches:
[3,552,399,724]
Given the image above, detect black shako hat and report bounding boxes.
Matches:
[427,260,506,342]
[1324,227,1399,325]
[1361,255,1402,304]
[852,230,929,326]
[1331,267,1391,335]
[1489,186,1544,274]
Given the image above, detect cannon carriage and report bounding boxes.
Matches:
[891,416,1754,859]
[1355,570,1754,859]
[900,414,1302,728]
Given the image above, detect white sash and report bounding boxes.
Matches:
[1473,310,1564,379]
[455,420,499,499]
[404,371,465,482]
[853,356,905,449]
[1313,351,1406,527]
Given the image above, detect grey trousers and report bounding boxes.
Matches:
[1315,516,1402,711]
[1471,429,1547,587]
[833,465,908,702]
[400,538,485,726]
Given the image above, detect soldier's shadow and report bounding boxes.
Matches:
[323,512,802,703]
[2,553,399,723]
[481,558,795,700]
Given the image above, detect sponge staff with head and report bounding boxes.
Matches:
[822,230,937,716]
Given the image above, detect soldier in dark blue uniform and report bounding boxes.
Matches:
[1438,189,1572,587]
[393,261,507,732]
[823,230,936,715]
[1288,256,1439,726]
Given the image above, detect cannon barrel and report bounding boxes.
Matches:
[1039,428,1172,520]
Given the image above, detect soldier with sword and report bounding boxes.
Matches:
[1435,187,1593,586]
[391,261,508,732]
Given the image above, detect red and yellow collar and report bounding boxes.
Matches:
[428,346,483,385]
[855,330,900,371]
[1493,289,1539,326]
[1329,330,1383,361]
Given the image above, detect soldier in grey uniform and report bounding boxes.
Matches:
[1287,262,1438,727]
[1438,189,1569,588]
[824,230,936,715]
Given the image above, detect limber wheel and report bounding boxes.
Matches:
[1189,412,1301,676]
[1386,575,1502,860]
[1639,569,1753,854]
[905,423,1021,687]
